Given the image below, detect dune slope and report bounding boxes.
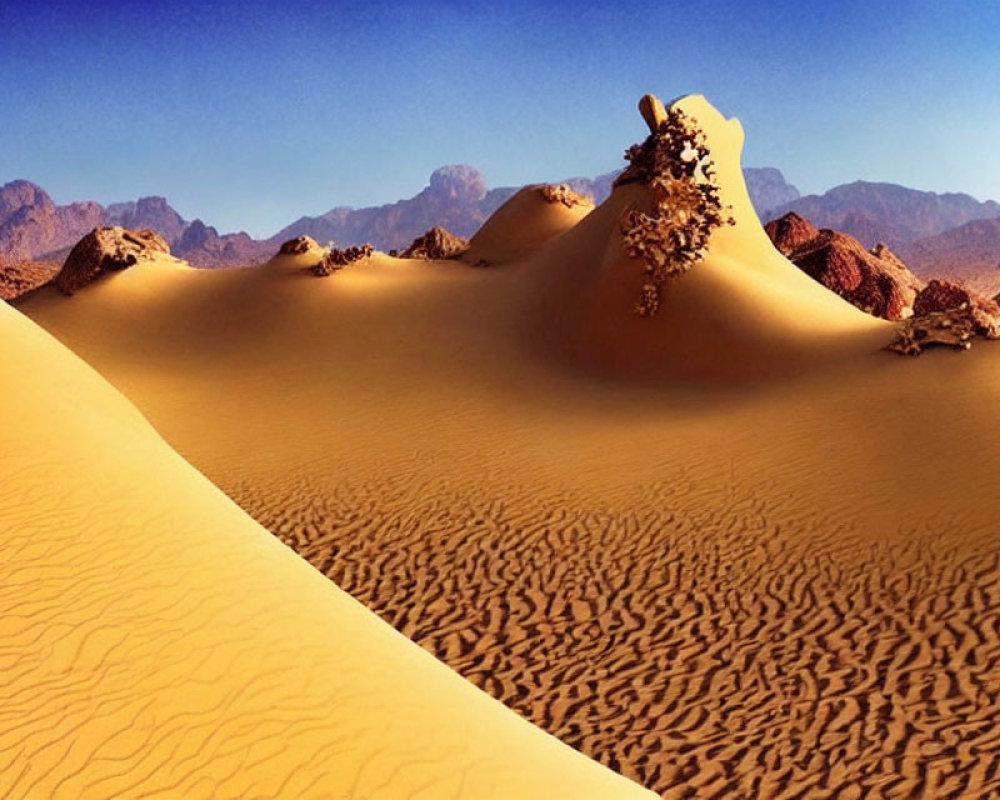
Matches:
[0,298,654,799]
[16,95,1000,798]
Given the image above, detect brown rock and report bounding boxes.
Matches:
[887,279,1000,355]
[537,184,593,209]
[55,227,169,295]
[277,235,320,256]
[638,94,668,133]
[311,243,373,277]
[0,259,60,300]
[398,227,468,260]
[764,212,820,256]
[766,217,924,320]
[913,278,1000,318]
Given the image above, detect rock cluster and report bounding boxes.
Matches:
[887,279,1000,355]
[310,243,373,277]
[277,235,320,256]
[766,212,923,320]
[538,184,592,209]
[395,227,468,260]
[616,95,734,316]
[54,227,169,295]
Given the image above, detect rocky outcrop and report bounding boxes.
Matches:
[311,243,373,277]
[54,227,169,294]
[277,235,320,256]
[396,227,468,260]
[766,214,924,320]
[912,278,1000,318]
[765,212,820,256]
[888,303,1000,355]
[538,184,592,209]
[0,259,60,300]
[617,95,734,316]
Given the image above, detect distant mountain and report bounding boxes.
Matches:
[0,180,268,268]
[0,180,103,260]
[768,181,1000,249]
[106,196,186,245]
[898,217,1000,296]
[271,165,800,252]
[174,220,273,267]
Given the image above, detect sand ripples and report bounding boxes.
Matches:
[232,470,1000,798]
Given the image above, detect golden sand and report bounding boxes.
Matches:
[0,300,653,798]
[15,95,1000,797]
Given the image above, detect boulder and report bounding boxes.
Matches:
[277,235,320,256]
[55,227,169,295]
[764,212,820,256]
[398,227,468,260]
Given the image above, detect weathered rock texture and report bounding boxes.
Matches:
[0,259,60,300]
[538,184,593,209]
[617,95,734,316]
[277,235,320,256]
[886,279,1000,355]
[764,212,820,256]
[311,243,373,277]
[766,213,924,320]
[397,227,468,260]
[54,227,169,295]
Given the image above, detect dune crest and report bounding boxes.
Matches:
[532,94,891,382]
[0,298,654,799]
[461,184,593,266]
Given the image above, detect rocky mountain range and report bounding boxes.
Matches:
[0,180,270,268]
[4,169,1000,292]
[768,181,1000,249]
[273,165,802,253]
[897,217,1000,295]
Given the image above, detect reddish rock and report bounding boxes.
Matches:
[277,235,320,256]
[0,259,60,300]
[764,212,819,256]
[913,278,1000,317]
[55,227,169,295]
[766,215,924,320]
[398,227,468,260]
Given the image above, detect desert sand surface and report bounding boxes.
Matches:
[16,95,1000,798]
[0,302,655,798]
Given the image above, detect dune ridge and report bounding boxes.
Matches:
[0,298,653,798]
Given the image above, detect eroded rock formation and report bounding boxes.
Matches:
[54,227,169,295]
[277,235,320,256]
[397,227,468,260]
[766,213,924,320]
[311,243,373,276]
[764,212,820,256]
[617,95,734,316]
[538,184,592,209]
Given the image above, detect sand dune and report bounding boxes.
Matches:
[15,94,1000,797]
[460,184,593,266]
[0,298,653,798]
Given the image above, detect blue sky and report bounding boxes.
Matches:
[2,0,999,237]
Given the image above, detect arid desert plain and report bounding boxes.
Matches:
[5,93,1000,798]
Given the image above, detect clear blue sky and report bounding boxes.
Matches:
[2,0,999,237]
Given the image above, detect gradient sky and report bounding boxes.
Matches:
[2,0,999,237]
